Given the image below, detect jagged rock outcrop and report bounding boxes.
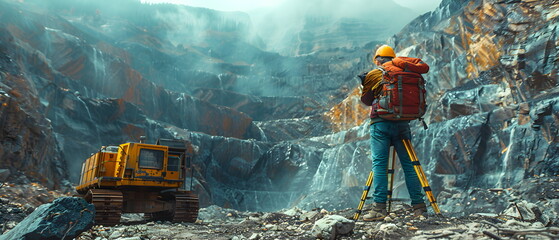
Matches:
[328,0,559,214]
[390,0,558,192]
[193,88,325,121]
[0,45,66,189]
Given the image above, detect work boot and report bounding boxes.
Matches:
[412,203,427,218]
[363,203,387,221]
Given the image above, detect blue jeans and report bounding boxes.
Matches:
[370,121,425,205]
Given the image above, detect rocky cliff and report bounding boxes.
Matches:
[0,0,557,222]
[388,0,559,213]
[307,0,559,215]
[0,0,374,209]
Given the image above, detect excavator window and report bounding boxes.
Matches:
[138,149,164,169]
[168,156,180,171]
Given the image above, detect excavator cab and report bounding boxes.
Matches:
[76,138,199,226]
[155,138,193,181]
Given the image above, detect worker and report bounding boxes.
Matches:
[358,45,427,221]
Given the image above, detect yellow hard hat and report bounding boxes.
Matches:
[373,45,396,60]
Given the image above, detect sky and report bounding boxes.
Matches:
[141,0,443,13]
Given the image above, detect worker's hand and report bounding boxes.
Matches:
[358,71,369,84]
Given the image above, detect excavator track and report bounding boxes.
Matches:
[86,189,123,226]
[146,191,199,222]
[172,192,199,222]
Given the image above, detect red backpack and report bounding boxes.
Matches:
[373,57,429,124]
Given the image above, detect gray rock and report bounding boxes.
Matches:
[99,229,110,238]
[310,215,354,240]
[120,213,143,223]
[5,221,17,230]
[248,233,259,240]
[378,223,398,235]
[282,207,302,217]
[108,230,123,239]
[115,237,141,240]
[529,101,553,130]
[501,200,538,221]
[0,197,95,240]
[300,210,319,221]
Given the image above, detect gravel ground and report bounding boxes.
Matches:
[1,176,558,239]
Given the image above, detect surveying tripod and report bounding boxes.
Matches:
[353,138,441,221]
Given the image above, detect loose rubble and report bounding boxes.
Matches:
[0,177,557,239]
[67,200,559,240]
[77,176,557,239]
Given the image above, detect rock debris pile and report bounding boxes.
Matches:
[71,183,558,240]
[70,204,559,240]
[0,178,557,240]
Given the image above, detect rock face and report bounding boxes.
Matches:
[0,197,95,240]
[0,0,266,182]
[0,0,557,220]
[0,43,66,189]
[382,0,559,213]
[290,0,559,214]
[0,0,375,208]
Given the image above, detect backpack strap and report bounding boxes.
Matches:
[378,66,391,85]
[378,66,387,75]
[418,75,425,116]
[397,75,403,119]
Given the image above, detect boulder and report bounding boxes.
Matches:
[310,215,354,239]
[300,210,320,221]
[282,207,303,217]
[0,197,95,240]
[501,200,539,221]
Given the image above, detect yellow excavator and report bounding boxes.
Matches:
[76,137,199,226]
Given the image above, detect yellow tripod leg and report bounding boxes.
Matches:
[353,171,374,221]
[387,146,396,213]
[402,139,442,215]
